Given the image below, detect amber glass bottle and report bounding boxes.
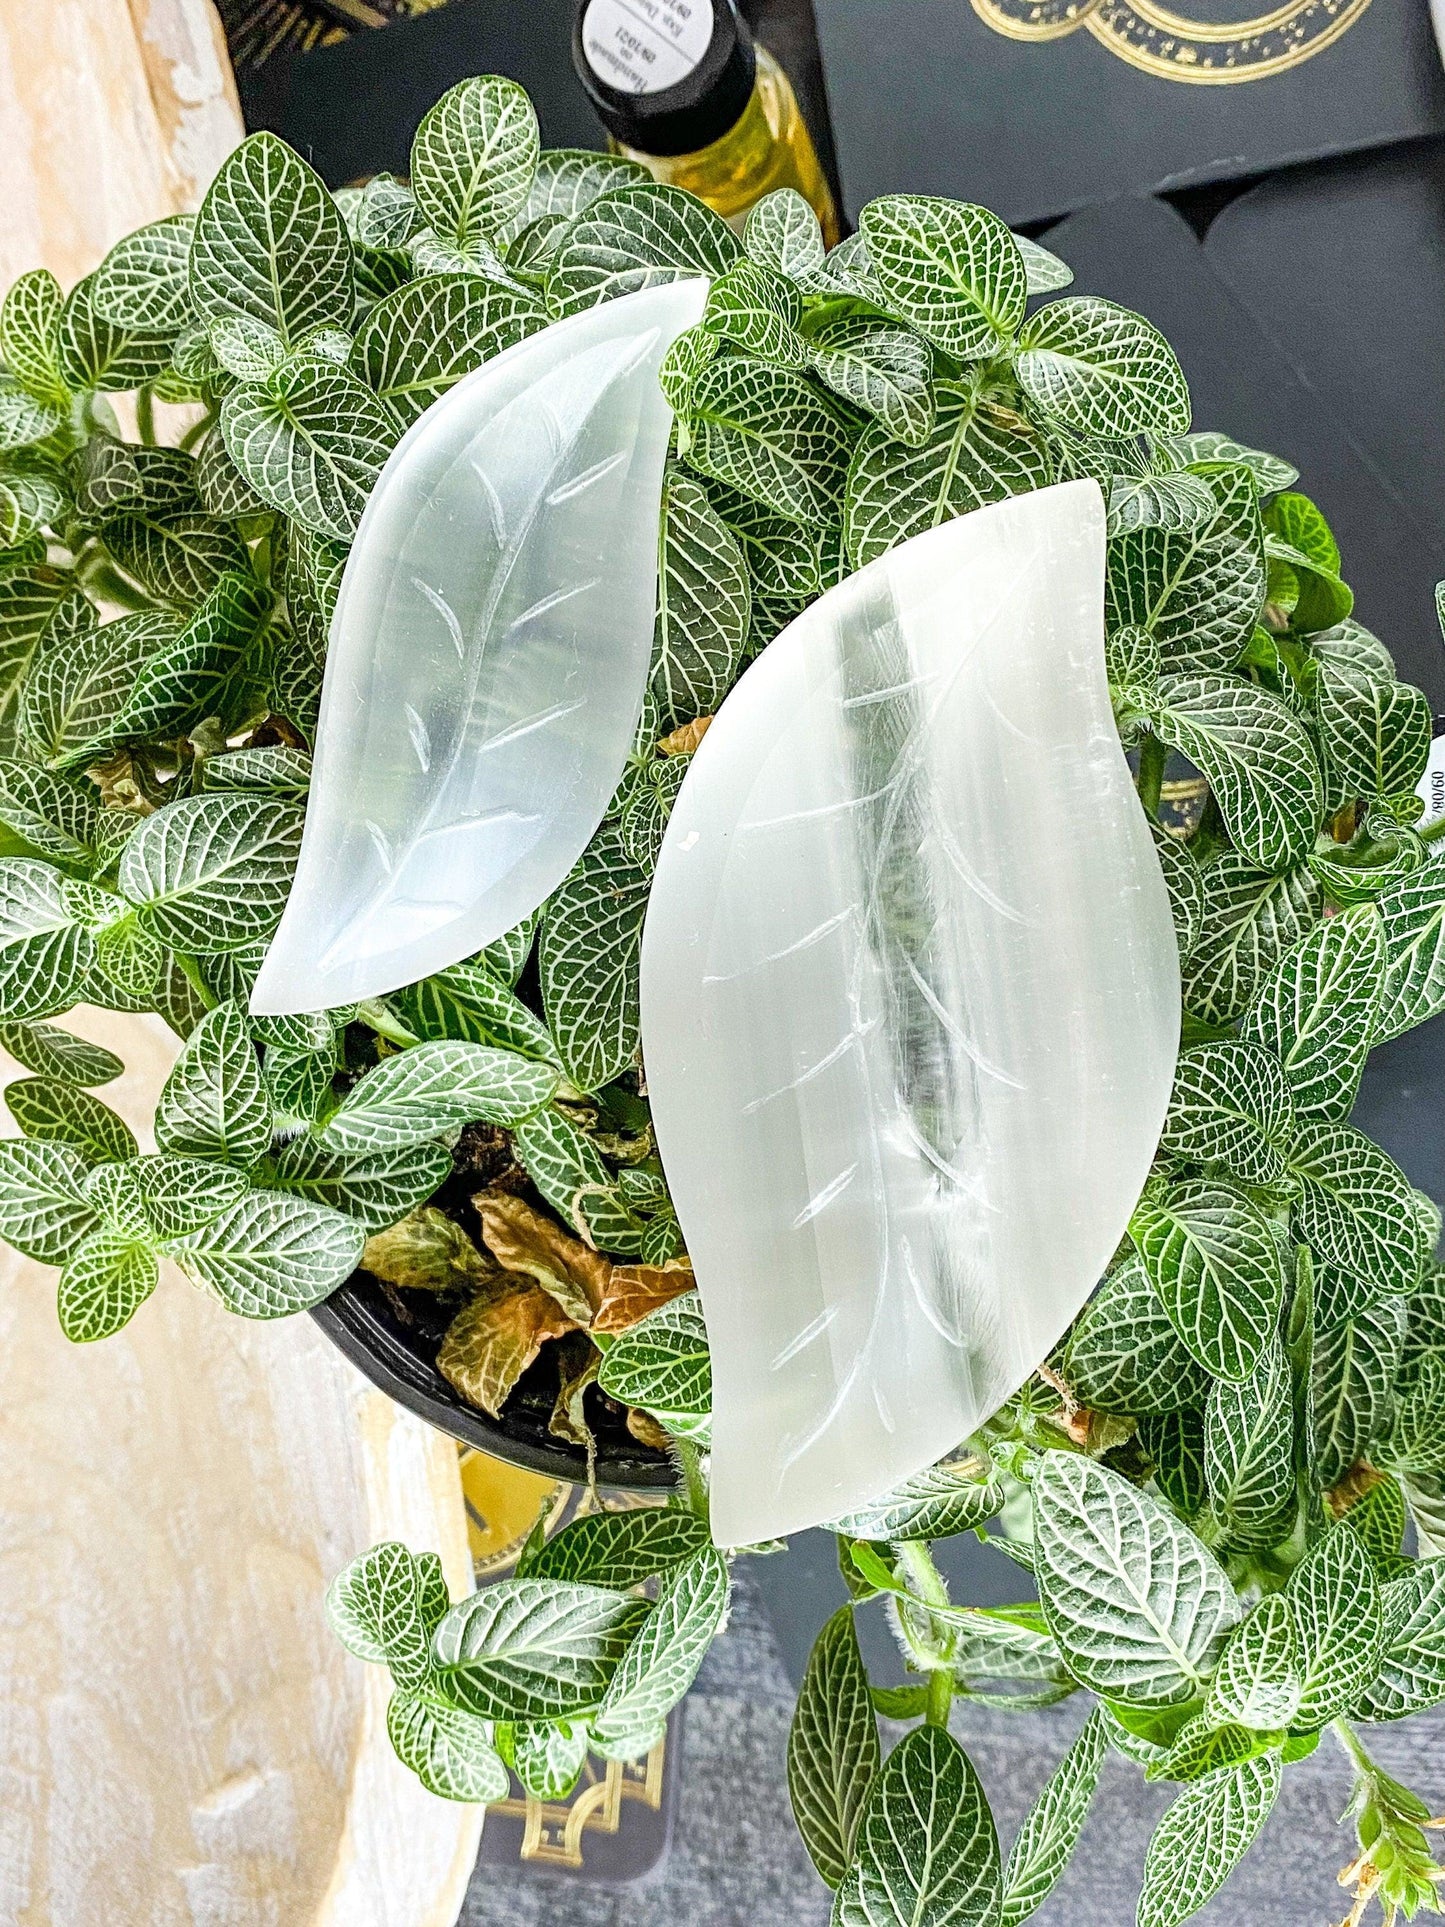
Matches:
[573,0,839,244]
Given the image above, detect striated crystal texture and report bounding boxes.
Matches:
[252,278,708,1016]
[640,480,1180,1546]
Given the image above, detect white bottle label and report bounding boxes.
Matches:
[1417,730,1445,826]
[581,0,714,96]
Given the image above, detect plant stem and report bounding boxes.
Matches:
[673,1436,710,1528]
[135,383,156,447]
[174,950,219,1012]
[355,997,420,1047]
[1137,733,1166,820]
[1421,813,1445,846]
[1331,1716,1375,1780]
[895,1539,957,1726]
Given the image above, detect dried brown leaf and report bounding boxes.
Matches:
[550,1331,600,1454]
[362,1205,496,1293]
[474,1188,610,1327]
[659,716,712,755]
[594,1260,696,1335]
[626,1408,672,1452]
[437,1279,573,1418]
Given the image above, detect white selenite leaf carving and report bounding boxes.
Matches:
[251,278,708,1016]
[640,479,1181,1546]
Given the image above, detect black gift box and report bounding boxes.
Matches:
[813,0,1445,226]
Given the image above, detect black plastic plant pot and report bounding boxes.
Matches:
[312,1271,678,1490]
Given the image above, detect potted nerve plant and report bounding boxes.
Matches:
[2,70,1445,1924]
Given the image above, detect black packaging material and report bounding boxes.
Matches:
[239,0,604,184]
[1042,193,1445,706]
[813,0,1445,226]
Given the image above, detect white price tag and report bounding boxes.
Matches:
[581,0,713,96]
[1417,731,1445,827]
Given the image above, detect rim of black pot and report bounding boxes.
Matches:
[312,1268,679,1490]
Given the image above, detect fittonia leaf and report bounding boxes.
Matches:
[252,278,707,1013]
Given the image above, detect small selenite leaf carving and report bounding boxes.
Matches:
[251,279,708,1015]
[640,480,1181,1545]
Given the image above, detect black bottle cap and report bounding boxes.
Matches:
[574,0,758,158]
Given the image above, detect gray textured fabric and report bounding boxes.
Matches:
[461,1560,1445,1924]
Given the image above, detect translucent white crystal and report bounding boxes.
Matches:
[640,480,1181,1546]
[252,278,708,1016]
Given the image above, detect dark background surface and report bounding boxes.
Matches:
[220,3,1445,1914]
[812,0,1445,226]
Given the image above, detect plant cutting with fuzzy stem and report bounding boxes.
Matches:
[2,68,1445,1925]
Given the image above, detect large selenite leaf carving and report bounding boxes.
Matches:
[251,278,708,1015]
[640,479,1181,1545]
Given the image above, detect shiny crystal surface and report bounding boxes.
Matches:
[641,480,1180,1545]
[252,278,708,1015]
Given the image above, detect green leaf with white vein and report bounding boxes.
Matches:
[804,314,935,448]
[844,382,1050,571]
[1034,1453,1238,1703]
[1311,1297,1405,1487]
[397,960,557,1065]
[351,274,545,428]
[322,1039,556,1154]
[266,1135,451,1232]
[1066,1256,1210,1415]
[745,189,828,287]
[859,195,1024,360]
[1241,905,1384,1121]
[221,359,396,542]
[119,793,302,954]
[592,1546,729,1749]
[539,823,650,1094]
[155,999,270,1166]
[1000,1707,1108,1927]
[56,277,172,390]
[410,76,539,251]
[703,259,805,366]
[524,1509,709,1589]
[1206,1595,1301,1730]
[1105,485,1265,675]
[128,1154,248,1241]
[1315,659,1432,810]
[826,1459,1002,1541]
[93,216,195,334]
[6,1077,135,1163]
[1159,1039,1293,1185]
[510,1718,590,1795]
[1205,1339,1294,1549]
[0,1139,96,1261]
[1,271,68,405]
[327,1540,443,1690]
[650,472,750,731]
[0,1019,120,1087]
[1287,1525,1384,1728]
[509,1105,647,1255]
[833,1724,1001,1927]
[0,755,98,870]
[1017,296,1189,439]
[20,609,172,770]
[56,1228,157,1341]
[788,1607,880,1890]
[190,133,353,345]
[1182,852,1320,1025]
[432,1577,649,1720]
[1130,1179,1283,1381]
[388,1693,509,1804]
[502,149,648,239]
[1153,674,1322,871]
[1371,859,1445,1043]
[547,183,740,315]
[165,1187,361,1316]
[1354,1561,1445,1720]
[103,511,250,614]
[1288,1119,1425,1297]
[1136,1756,1280,1927]
[108,570,271,745]
[681,355,854,526]
[597,1293,711,1420]
[0,858,93,1020]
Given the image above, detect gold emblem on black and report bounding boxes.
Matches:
[969,0,1373,83]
